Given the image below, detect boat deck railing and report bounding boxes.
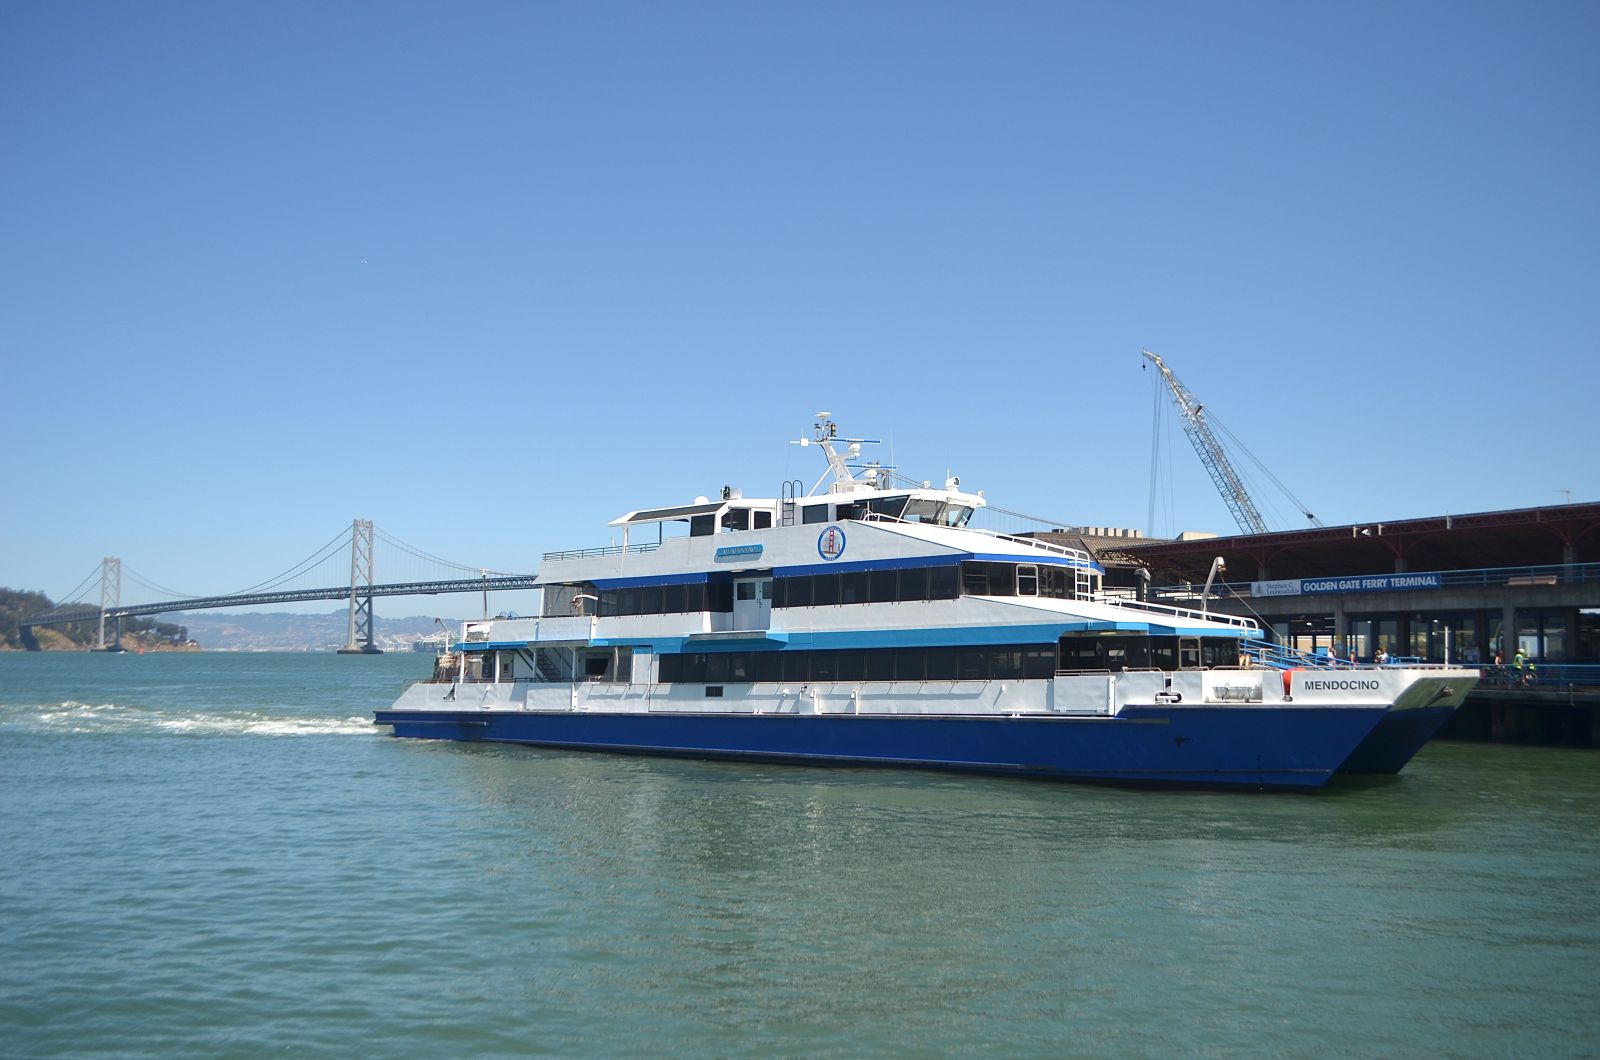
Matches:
[1240,638,1338,670]
[1093,594,1259,630]
[543,542,663,562]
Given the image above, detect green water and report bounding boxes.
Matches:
[2,653,1597,1056]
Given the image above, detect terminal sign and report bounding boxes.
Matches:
[1252,573,1443,597]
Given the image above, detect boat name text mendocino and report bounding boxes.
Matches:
[1304,679,1382,691]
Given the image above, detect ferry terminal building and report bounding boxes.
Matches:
[1043,502,1600,666]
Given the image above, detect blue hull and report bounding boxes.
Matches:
[1336,706,1457,774]
[374,705,1390,792]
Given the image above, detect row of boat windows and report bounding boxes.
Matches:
[773,562,1079,607]
[1061,636,1244,672]
[464,636,1247,684]
[548,561,1085,618]
[657,644,1061,684]
[687,496,975,536]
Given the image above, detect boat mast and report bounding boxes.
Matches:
[799,412,875,495]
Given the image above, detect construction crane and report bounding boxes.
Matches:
[1141,349,1270,536]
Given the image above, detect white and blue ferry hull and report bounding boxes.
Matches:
[375,700,1392,792]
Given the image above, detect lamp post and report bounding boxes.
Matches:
[1201,557,1226,618]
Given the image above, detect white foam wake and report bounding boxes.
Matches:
[0,700,376,737]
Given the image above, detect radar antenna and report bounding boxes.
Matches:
[792,413,888,495]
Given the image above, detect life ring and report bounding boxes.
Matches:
[1282,668,1302,697]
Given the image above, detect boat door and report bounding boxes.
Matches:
[733,576,773,630]
[1179,637,1202,670]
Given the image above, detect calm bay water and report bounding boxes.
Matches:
[2,652,1597,1057]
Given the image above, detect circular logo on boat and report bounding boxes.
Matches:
[817,525,847,561]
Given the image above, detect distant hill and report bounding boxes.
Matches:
[166,609,469,652]
[0,588,196,651]
[0,588,471,653]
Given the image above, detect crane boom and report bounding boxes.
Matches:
[1141,349,1269,536]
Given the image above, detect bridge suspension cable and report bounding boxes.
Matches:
[373,526,513,577]
[121,563,200,602]
[227,526,353,596]
[53,564,104,606]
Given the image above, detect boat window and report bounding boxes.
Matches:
[1040,567,1071,599]
[782,652,810,682]
[802,505,830,524]
[650,643,1064,685]
[925,648,958,681]
[956,647,985,681]
[991,648,1022,680]
[1017,565,1038,597]
[707,581,733,612]
[665,583,689,614]
[962,561,1016,597]
[902,499,945,524]
[1023,646,1057,679]
[867,496,909,520]
[894,649,926,682]
[690,514,715,537]
[929,566,960,600]
[721,508,750,532]
[990,563,1016,596]
[769,563,969,608]
[962,563,989,596]
[778,576,811,608]
[754,652,783,682]
[1149,638,1178,672]
[753,510,773,530]
[1179,638,1201,669]
[1060,635,1159,672]
[736,582,756,601]
[835,502,865,521]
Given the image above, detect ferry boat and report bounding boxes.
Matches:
[375,415,1477,791]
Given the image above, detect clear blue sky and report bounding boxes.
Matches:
[3,0,1596,609]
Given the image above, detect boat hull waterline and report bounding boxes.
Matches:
[375,703,1396,791]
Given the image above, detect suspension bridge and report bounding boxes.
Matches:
[21,520,538,654]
